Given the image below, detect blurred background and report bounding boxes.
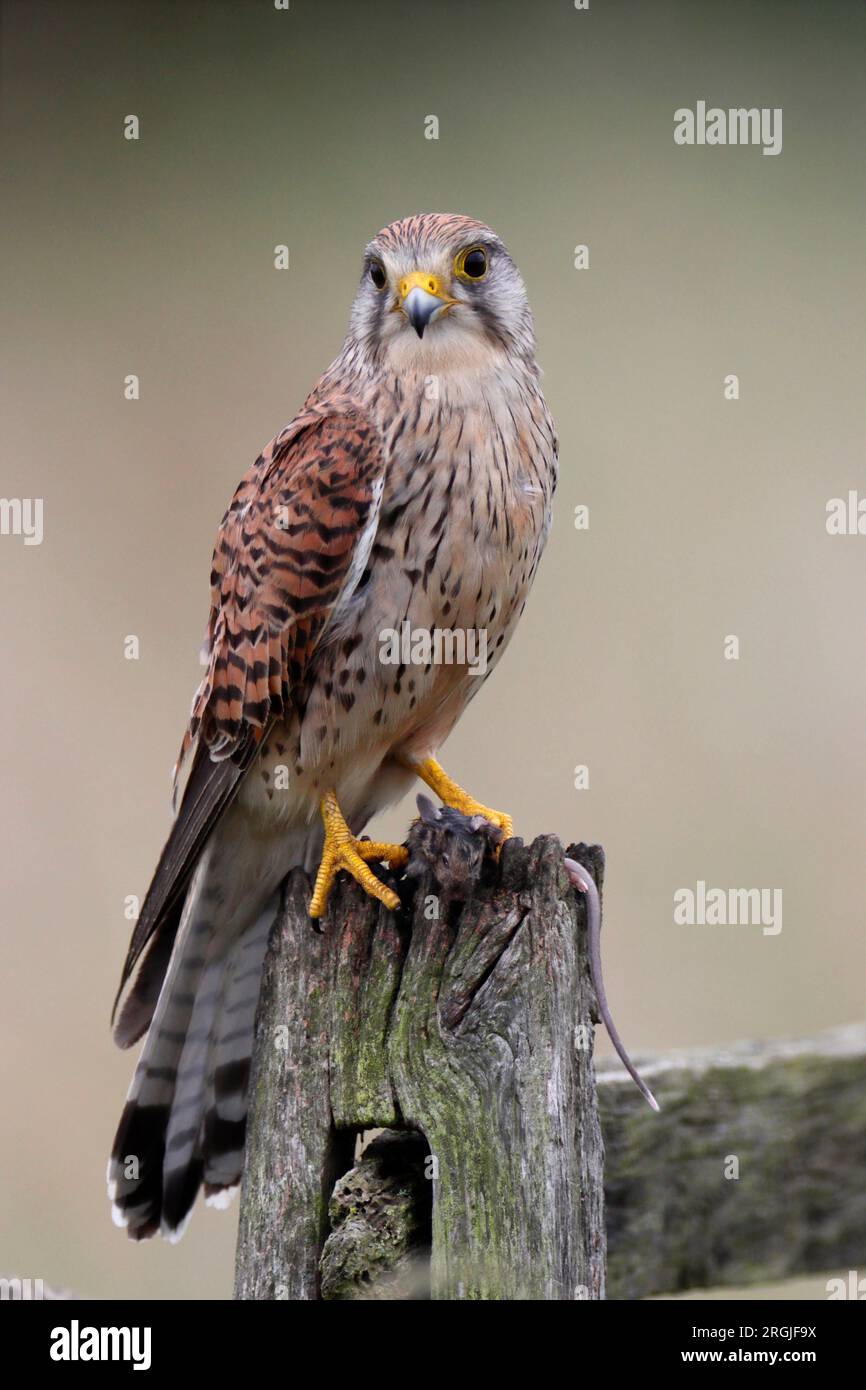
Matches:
[1,0,864,1299]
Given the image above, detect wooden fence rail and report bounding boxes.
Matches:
[601,1024,866,1299]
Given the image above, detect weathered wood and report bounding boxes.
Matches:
[387,837,605,1299]
[232,870,349,1300]
[234,831,606,1300]
[320,1130,431,1300]
[599,1025,866,1299]
[324,1027,866,1301]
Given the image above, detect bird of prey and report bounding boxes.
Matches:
[108,213,558,1240]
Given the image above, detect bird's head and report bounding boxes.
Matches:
[348,213,535,373]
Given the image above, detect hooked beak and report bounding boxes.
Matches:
[397,271,456,338]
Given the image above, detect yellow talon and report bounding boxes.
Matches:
[405,757,514,848]
[309,790,408,919]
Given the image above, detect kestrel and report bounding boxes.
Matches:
[108,213,558,1239]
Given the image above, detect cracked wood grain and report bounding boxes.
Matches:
[233,830,606,1300]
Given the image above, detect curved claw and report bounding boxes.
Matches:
[309,792,408,919]
[404,756,513,854]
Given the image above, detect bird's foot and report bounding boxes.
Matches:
[309,790,408,919]
[405,757,513,850]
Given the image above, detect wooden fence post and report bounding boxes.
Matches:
[234,829,607,1300]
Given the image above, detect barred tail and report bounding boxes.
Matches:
[107,836,279,1241]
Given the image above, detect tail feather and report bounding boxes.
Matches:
[109,852,213,1238]
[202,907,275,1191]
[112,921,180,1051]
[108,830,282,1240]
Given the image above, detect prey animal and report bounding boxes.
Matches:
[405,793,504,904]
[108,214,558,1239]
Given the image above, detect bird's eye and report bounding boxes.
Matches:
[455,246,488,281]
[369,260,387,290]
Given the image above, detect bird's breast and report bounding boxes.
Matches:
[264,371,557,801]
[377,382,555,626]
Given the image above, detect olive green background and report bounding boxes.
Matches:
[2,0,863,1299]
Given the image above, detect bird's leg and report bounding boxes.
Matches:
[309,790,408,919]
[403,756,513,845]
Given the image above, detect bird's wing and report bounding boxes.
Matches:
[182,398,386,764]
[112,401,387,1041]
